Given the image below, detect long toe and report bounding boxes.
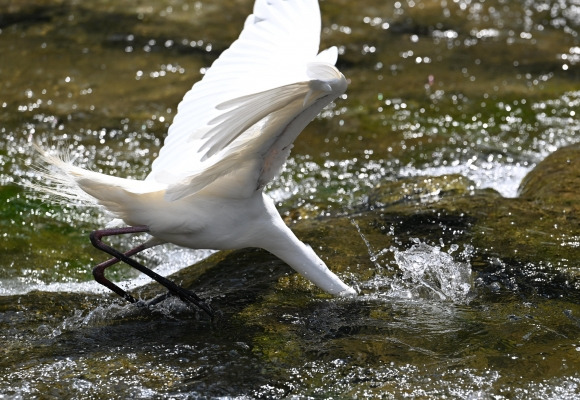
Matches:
[146,292,173,307]
[173,286,214,317]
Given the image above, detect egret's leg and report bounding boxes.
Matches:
[90,226,151,303]
[92,241,150,303]
[89,226,214,317]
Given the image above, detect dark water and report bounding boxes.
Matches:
[1,0,580,398]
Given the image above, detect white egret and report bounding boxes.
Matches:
[34,0,356,316]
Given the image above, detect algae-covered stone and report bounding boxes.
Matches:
[366,174,476,209]
[162,158,578,315]
[519,143,580,212]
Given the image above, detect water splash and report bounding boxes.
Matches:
[39,295,200,340]
[353,219,473,303]
[387,240,473,303]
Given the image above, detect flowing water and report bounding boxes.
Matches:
[1,0,580,398]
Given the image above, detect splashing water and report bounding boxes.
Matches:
[353,220,473,303]
[361,240,474,303]
[398,161,531,198]
[388,240,473,303]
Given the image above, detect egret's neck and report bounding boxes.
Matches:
[258,195,354,296]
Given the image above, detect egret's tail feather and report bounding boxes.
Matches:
[27,144,168,226]
[26,143,100,207]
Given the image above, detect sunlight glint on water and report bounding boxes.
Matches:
[0,246,215,296]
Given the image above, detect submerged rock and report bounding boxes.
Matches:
[141,153,580,395]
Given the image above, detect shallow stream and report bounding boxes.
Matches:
[1,0,580,398]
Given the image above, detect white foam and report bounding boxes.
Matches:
[398,160,532,198]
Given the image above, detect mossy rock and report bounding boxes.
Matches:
[153,162,579,315]
[365,174,476,209]
[519,143,580,212]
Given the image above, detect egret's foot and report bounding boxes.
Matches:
[139,289,215,318]
[170,286,215,318]
[145,292,172,307]
[131,290,214,318]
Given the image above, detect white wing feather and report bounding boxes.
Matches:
[148,0,346,201]
[150,0,320,175]
[162,62,346,201]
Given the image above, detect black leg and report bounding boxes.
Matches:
[89,226,215,318]
[92,241,148,304]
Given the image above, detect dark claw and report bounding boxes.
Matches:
[145,291,215,318]
[146,292,172,307]
[172,287,215,317]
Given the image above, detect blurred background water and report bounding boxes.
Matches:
[1,0,580,398]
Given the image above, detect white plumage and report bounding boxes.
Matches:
[34,0,356,305]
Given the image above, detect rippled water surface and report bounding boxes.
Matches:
[1,0,580,398]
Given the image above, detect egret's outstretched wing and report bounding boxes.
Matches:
[149,0,326,184]
[162,62,346,201]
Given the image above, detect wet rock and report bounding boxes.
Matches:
[161,162,578,316]
[519,143,580,212]
[0,2,64,29]
[365,173,476,209]
[167,166,580,382]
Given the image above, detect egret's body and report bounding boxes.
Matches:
[35,0,355,312]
